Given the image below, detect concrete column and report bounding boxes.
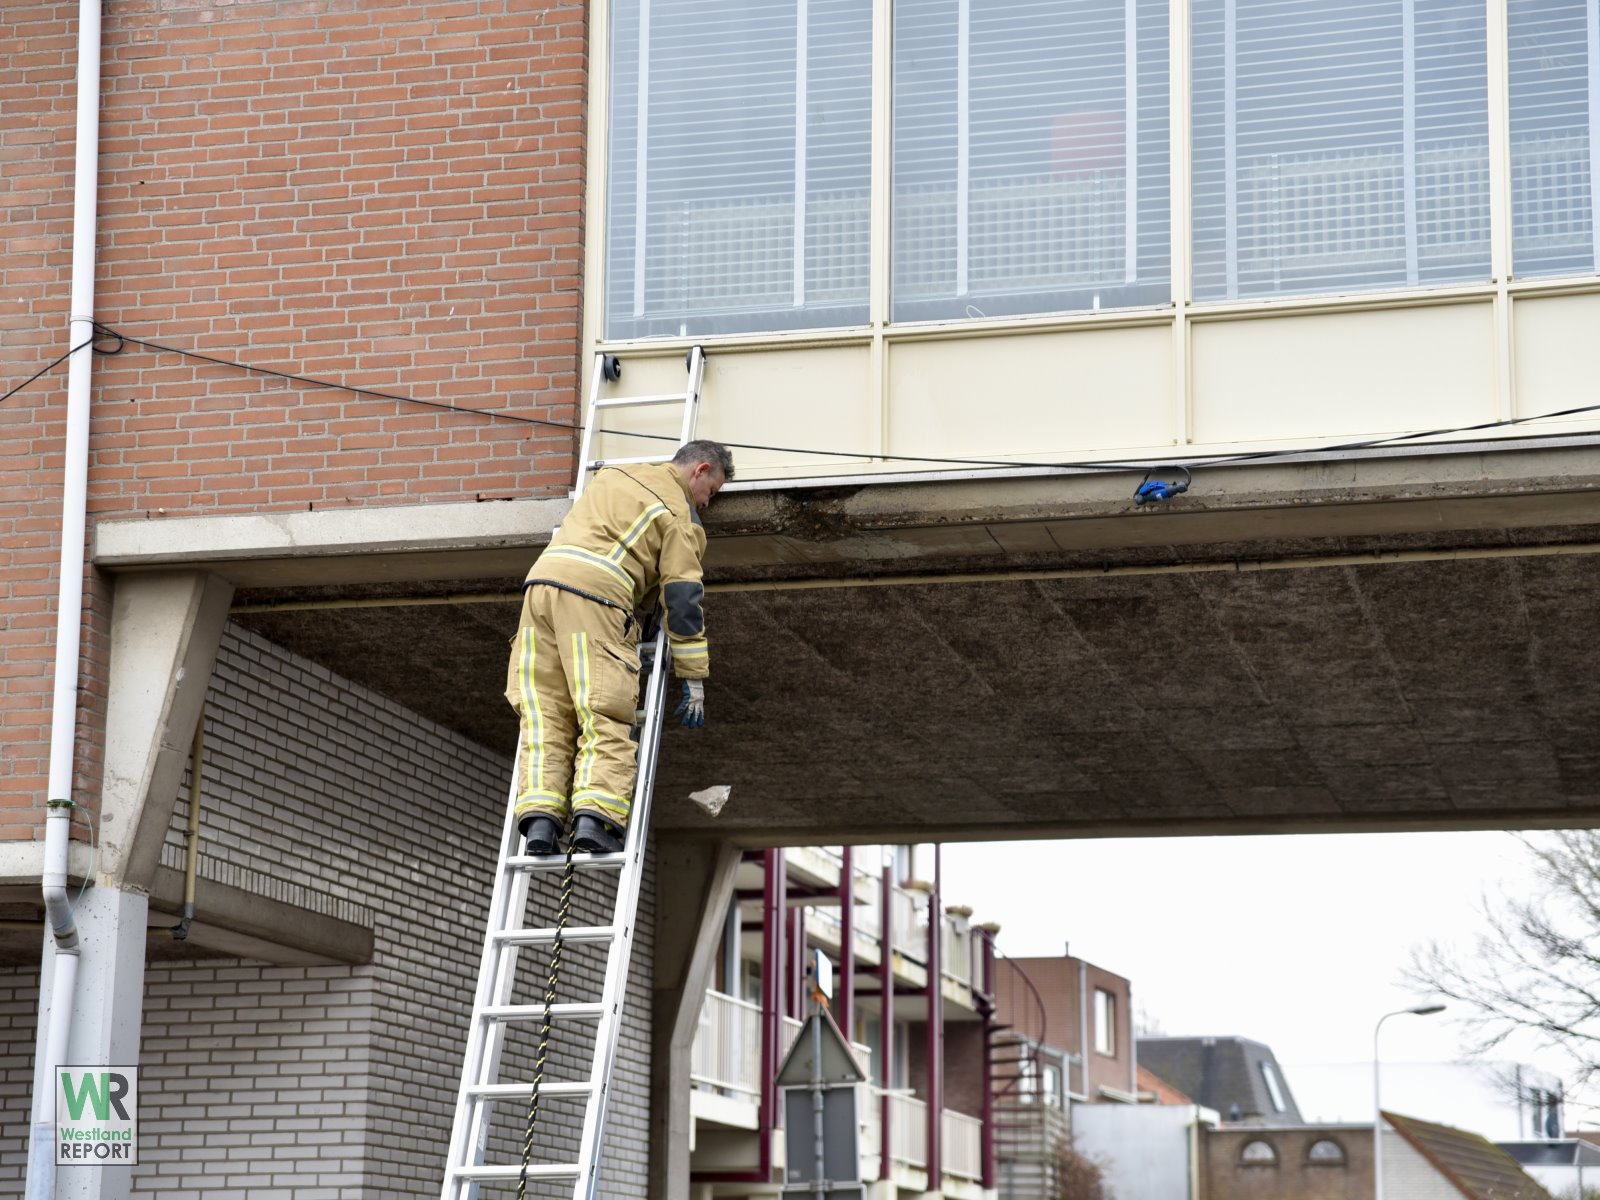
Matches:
[31,886,149,1200]
[98,570,234,889]
[25,571,231,1196]
[647,838,741,1200]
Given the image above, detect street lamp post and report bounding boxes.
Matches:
[1374,1004,1446,1200]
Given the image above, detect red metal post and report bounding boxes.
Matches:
[839,846,854,1039]
[927,844,943,1189]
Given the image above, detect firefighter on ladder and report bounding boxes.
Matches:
[504,440,734,856]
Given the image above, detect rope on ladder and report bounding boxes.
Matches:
[518,827,579,1199]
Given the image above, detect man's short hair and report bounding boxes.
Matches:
[672,439,735,481]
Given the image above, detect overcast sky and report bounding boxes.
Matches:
[940,829,1594,1114]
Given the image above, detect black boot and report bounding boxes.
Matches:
[519,814,561,857]
[571,813,625,854]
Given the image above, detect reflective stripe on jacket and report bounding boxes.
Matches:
[527,463,710,679]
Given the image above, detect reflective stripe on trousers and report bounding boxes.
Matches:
[504,584,641,828]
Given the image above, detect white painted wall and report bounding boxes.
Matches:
[1384,1128,1467,1200]
[1071,1103,1208,1200]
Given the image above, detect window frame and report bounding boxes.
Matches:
[1094,986,1118,1057]
[1259,1059,1287,1113]
[1306,1138,1347,1166]
[1239,1139,1278,1166]
[586,0,1185,347]
[581,0,1600,466]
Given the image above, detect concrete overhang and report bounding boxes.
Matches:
[94,438,1600,589]
[0,860,373,967]
[91,440,1600,845]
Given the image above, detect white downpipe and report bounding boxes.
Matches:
[27,1,101,1195]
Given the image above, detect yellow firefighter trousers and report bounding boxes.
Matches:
[504,584,642,830]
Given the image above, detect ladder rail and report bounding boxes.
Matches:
[573,358,609,501]
[442,346,706,1200]
[442,777,533,1200]
[572,624,672,1197]
[680,347,706,449]
[566,345,702,1198]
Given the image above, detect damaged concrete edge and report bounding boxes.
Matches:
[93,495,570,576]
[712,442,1600,532]
[90,445,1600,591]
[0,841,94,891]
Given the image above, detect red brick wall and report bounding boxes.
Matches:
[997,955,1135,1100]
[1,0,588,828]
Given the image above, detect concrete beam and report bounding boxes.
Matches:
[0,868,373,967]
[147,866,373,965]
[91,443,1600,591]
[98,572,234,889]
[649,839,742,1200]
[93,495,566,587]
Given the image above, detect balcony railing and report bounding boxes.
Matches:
[890,885,930,964]
[804,853,982,989]
[888,1092,928,1169]
[859,1093,983,1183]
[943,916,972,989]
[692,990,761,1098]
[694,993,978,1186]
[692,993,874,1104]
[943,1109,984,1182]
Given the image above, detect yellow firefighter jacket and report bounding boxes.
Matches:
[525,463,710,679]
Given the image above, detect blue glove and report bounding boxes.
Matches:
[674,679,705,729]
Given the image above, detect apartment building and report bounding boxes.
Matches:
[688,845,992,1200]
[987,950,1138,1198]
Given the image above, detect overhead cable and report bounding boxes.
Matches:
[5,323,1598,480]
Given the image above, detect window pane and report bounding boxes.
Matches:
[1192,0,1491,301]
[1094,988,1117,1055]
[891,0,1171,322]
[1509,0,1599,278]
[1260,1061,1287,1112]
[1308,1138,1346,1163]
[606,0,871,338]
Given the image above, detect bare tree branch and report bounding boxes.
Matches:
[1405,831,1600,1091]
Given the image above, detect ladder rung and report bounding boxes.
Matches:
[479,1002,606,1022]
[583,455,672,470]
[448,1163,581,1182]
[493,925,617,947]
[507,851,626,872]
[593,393,686,409]
[467,1081,594,1100]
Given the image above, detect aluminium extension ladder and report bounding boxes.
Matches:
[440,346,708,1199]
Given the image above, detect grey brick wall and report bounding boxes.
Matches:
[135,961,379,1197]
[0,972,41,1193]
[157,622,656,1198]
[0,622,652,1199]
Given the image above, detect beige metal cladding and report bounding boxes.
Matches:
[586,287,1600,486]
[578,0,1600,486]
